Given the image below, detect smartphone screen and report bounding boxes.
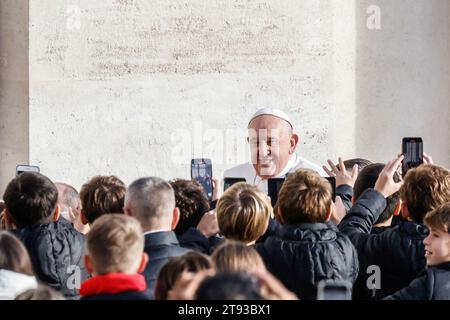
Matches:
[223,177,246,192]
[191,159,213,201]
[402,137,423,176]
[267,178,285,207]
[16,165,40,177]
[324,176,336,202]
[317,280,352,300]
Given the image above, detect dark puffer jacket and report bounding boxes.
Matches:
[255,222,359,299]
[339,188,428,299]
[14,219,89,299]
[384,262,450,300]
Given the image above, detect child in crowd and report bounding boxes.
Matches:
[255,168,359,299]
[211,240,266,273]
[79,214,149,300]
[2,172,88,299]
[385,203,450,299]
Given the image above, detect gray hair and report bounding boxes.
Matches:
[55,182,80,209]
[125,177,175,224]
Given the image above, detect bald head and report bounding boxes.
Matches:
[55,182,80,212]
[247,114,299,178]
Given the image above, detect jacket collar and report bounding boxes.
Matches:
[144,230,180,248]
[80,273,146,297]
[434,261,450,271]
[279,222,337,241]
[398,221,429,237]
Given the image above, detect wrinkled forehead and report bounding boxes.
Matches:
[248,115,292,137]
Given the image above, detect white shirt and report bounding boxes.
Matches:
[223,153,327,193]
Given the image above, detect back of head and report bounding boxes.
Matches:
[15,283,65,300]
[3,172,58,228]
[195,272,263,300]
[211,240,266,273]
[55,182,80,211]
[424,202,450,233]
[277,169,332,224]
[155,251,212,300]
[125,177,175,229]
[354,163,401,224]
[400,164,450,223]
[343,158,372,173]
[79,175,126,224]
[86,214,144,274]
[0,231,34,276]
[169,179,210,236]
[216,182,272,243]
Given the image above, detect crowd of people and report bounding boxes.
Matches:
[0,108,449,300]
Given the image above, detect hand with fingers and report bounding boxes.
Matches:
[211,178,222,202]
[374,155,404,198]
[423,152,433,165]
[196,209,219,238]
[323,157,359,188]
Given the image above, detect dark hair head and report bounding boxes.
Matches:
[195,272,263,300]
[0,231,34,275]
[342,158,373,173]
[155,251,212,300]
[79,175,126,224]
[3,172,58,228]
[169,179,210,236]
[354,163,401,224]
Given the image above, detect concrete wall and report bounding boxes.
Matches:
[0,0,29,195]
[27,0,356,190]
[0,0,448,194]
[355,0,450,165]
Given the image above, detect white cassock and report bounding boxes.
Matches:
[223,153,327,194]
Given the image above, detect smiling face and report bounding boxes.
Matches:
[247,115,298,179]
[423,226,450,266]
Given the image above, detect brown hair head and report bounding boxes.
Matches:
[80,175,126,224]
[86,214,144,275]
[424,202,450,233]
[277,169,332,224]
[0,231,34,276]
[154,251,212,300]
[400,164,450,223]
[211,240,266,273]
[216,182,272,244]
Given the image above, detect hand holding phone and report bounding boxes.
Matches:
[402,137,423,176]
[191,159,213,201]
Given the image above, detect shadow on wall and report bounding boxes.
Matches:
[355,0,450,166]
[0,0,30,196]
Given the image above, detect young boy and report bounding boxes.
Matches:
[385,203,450,300]
[80,214,149,300]
[79,175,126,225]
[338,155,450,298]
[2,172,89,299]
[255,168,359,300]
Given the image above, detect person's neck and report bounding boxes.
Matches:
[374,216,393,228]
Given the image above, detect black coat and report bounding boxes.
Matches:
[141,231,191,299]
[14,219,89,299]
[384,262,450,300]
[339,188,428,299]
[81,291,149,300]
[255,222,359,299]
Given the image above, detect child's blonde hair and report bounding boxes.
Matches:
[277,169,332,224]
[424,202,450,233]
[86,214,144,274]
[216,182,272,243]
[211,240,266,273]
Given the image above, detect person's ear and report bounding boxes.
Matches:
[137,253,149,273]
[393,200,402,216]
[401,201,411,221]
[325,204,332,222]
[81,210,89,225]
[289,133,299,154]
[53,205,60,222]
[171,207,180,230]
[275,206,286,225]
[84,255,95,275]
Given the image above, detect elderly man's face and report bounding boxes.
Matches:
[248,115,298,178]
